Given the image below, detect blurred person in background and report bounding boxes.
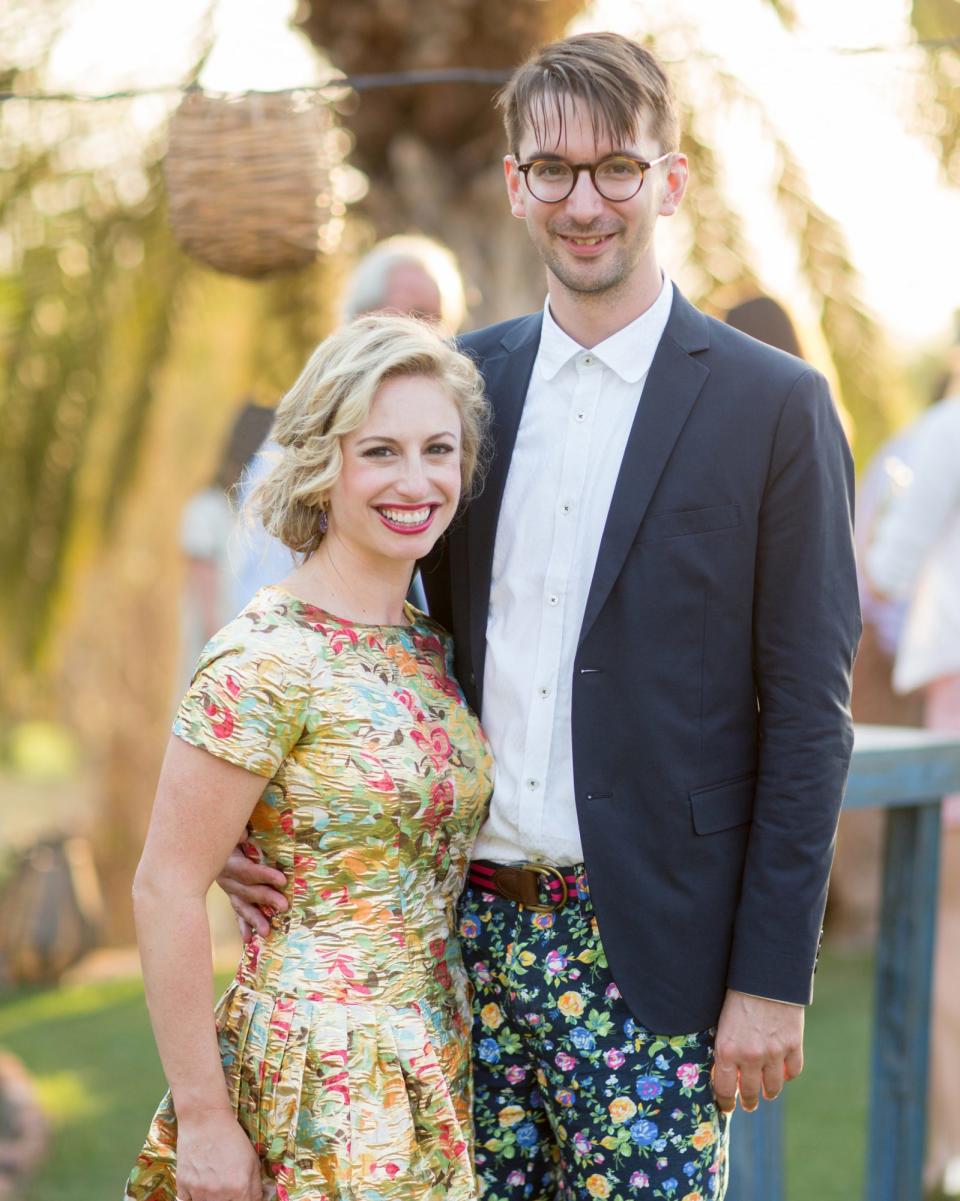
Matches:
[341,234,467,332]
[127,315,492,1201]
[231,235,468,614]
[866,339,960,1200]
[723,294,803,358]
[178,401,274,693]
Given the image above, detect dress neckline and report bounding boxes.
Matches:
[260,582,420,632]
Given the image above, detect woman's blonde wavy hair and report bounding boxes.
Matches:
[250,314,490,557]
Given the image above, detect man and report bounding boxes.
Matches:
[220,32,860,1200]
[229,234,466,612]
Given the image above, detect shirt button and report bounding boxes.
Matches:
[575,410,586,422]
[526,778,539,791]
[582,354,594,365]
[547,594,560,606]
[538,686,550,698]
[560,502,571,515]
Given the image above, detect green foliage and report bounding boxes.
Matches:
[0,0,189,673]
[911,0,960,184]
[698,63,911,467]
[774,150,907,465]
[0,8,341,684]
[675,118,762,309]
[0,157,187,667]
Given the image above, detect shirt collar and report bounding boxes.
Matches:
[536,276,674,384]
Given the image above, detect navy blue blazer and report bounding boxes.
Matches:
[422,288,861,1033]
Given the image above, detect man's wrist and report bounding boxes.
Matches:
[732,989,805,1008]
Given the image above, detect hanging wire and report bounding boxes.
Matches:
[0,67,514,103]
[0,38,957,104]
[833,35,960,55]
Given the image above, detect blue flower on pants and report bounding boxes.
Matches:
[635,1075,664,1099]
[459,915,481,939]
[515,1122,539,1149]
[662,1178,678,1195]
[628,1119,659,1146]
[569,1027,596,1052]
[478,1037,501,1063]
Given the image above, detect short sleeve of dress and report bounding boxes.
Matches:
[173,617,313,778]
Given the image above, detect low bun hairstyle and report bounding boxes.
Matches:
[250,314,490,557]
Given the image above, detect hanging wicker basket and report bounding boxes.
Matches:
[164,89,347,279]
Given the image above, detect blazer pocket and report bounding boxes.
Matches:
[689,773,756,834]
[637,503,741,543]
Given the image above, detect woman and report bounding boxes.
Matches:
[125,315,494,1201]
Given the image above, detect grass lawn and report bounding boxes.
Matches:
[0,951,873,1200]
[785,949,873,1199]
[0,974,175,1201]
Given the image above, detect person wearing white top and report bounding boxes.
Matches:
[866,392,960,1198]
[866,395,960,698]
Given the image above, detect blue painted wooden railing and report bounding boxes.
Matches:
[727,724,960,1201]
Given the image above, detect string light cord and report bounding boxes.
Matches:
[0,39,957,104]
[0,67,513,104]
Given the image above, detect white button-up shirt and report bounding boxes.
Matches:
[473,278,674,865]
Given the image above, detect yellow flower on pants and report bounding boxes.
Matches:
[607,1096,636,1123]
[480,1003,503,1029]
[585,1173,611,1197]
[691,1121,717,1149]
[498,1105,525,1127]
[557,991,585,1016]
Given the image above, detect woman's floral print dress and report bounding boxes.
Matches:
[125,584,493,1201]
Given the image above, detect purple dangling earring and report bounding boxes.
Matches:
[318,506,329,536]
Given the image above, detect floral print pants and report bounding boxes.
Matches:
[458,872,729,1201]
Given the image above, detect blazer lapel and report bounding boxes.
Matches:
[467,313,542,694]
[578,291,711,647]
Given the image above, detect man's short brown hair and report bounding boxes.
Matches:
[497,31,679,159]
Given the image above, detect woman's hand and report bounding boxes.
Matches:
[175,1108,263,1201]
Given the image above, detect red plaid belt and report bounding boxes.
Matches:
[467,860,581,912]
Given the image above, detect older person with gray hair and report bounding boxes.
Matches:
[341,234,466,332]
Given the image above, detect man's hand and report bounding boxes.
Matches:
[711,989,804,1113]
[216,842,288,942]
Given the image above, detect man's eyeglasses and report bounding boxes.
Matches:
[515,152,673,204]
